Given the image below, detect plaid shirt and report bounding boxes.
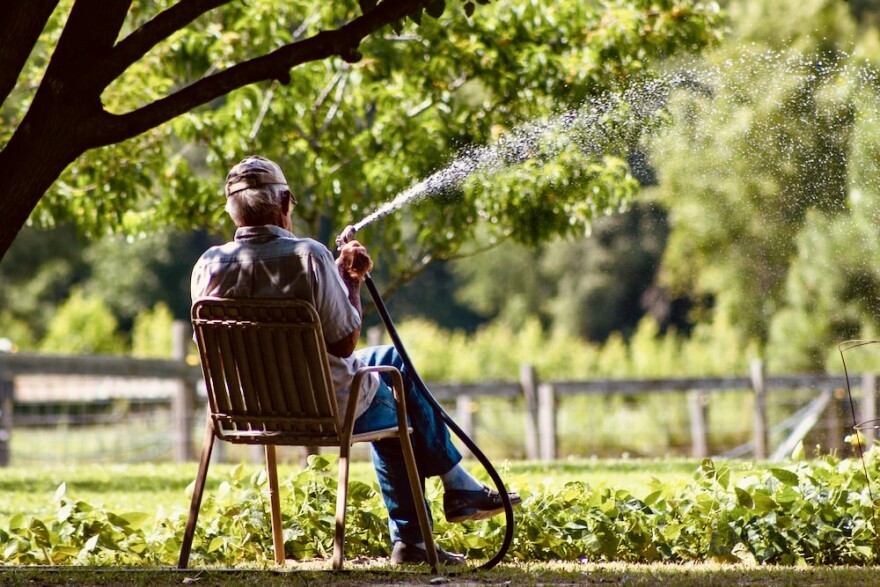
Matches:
[191,225,379,423]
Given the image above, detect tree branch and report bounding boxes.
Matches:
[248,80,278,142]
[94,0,431,145]
[103,0,230,88]
[319,69,350,135]
[44,0,132,93]
[0,0,60,107]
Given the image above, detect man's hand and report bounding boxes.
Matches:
[336,240,373,282]
[335,225,358,250]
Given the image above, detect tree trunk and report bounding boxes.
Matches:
[0,101,90,261]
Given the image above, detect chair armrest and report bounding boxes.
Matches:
[344,366,407,438]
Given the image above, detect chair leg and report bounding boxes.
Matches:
[399,430,439,571]
[178,419,216,569]
[385,370,439,571]
[264,445,285,565]
[332,445,351,570]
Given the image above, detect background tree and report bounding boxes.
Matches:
[452,203,673,341]
[643,0,876,357]
[767,85,880,372]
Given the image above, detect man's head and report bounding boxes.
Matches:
[224,156,296,228]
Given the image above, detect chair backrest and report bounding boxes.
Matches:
[191,297,343,446]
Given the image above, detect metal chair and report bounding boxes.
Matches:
[178,297,438,570]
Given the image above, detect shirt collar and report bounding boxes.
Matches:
[233,225,295,241]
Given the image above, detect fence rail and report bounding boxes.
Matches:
[0,328,875,466]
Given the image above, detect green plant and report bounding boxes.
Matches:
[39,288,126,355]
[3,452,880,566]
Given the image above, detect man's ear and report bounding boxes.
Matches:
[280,190,292,216]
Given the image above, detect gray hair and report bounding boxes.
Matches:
[225,183,290,226]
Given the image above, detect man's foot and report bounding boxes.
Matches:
[390,541,466,566]
[443,484,522,523]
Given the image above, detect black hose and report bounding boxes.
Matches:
[363,275,514,571]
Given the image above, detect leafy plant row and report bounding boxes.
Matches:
[3,448,880,566]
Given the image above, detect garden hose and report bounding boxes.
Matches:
[363,274,515,571]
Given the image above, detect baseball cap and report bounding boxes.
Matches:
[224,156,288,197]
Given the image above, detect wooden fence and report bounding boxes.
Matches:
[0,324,876,466]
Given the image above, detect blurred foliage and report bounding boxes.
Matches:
[131,303,175,359]
[452,203,673,341]
[7,0,725,287]
[391,307,760,382]
[643,0,880,365]
[39,289,126,355]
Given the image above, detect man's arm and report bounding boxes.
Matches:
[327,240,373,358]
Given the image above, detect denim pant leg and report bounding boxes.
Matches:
[353,345,463,544]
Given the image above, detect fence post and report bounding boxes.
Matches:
[862,373,877,448]
[538,383,557,462]
[750,359,768,460]
[825,389,844,454]
[172,321,196,463]
[0,375,12,467]
[520,364,540,461]
[687,389,709,458]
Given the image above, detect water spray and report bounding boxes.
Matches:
[335,72,712,250]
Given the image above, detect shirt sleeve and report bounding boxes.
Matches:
[310,245,361,344]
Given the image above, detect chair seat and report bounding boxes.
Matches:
[351,425,414,444]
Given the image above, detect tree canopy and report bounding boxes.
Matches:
[1,0,724,286]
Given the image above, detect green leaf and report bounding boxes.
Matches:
[735,487,754,509]
[307,454,333,471]
[3,540,24,561]
[663,523,684,541]
[8,514,26,530]
[54,482,67,502]
[82,534,100,553]
[752,491,777,514]
[770,468,799,486]
[50,546,80,562]
[28,519,51,546]
[717,466,730,489]
[643,490,663,506]
[118,512,151,530]
[700,458,716,478]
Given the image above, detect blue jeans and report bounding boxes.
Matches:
[352,345,462,545]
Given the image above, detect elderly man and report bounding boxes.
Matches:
[191,156,520,566]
